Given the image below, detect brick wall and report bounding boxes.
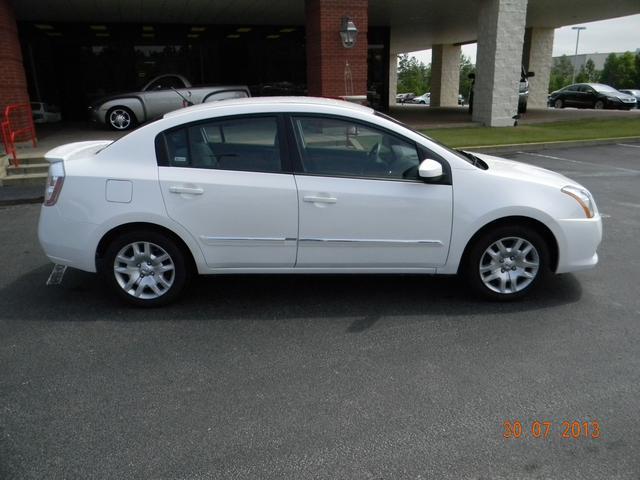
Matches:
[305,0,368,98]
[0,0,29,117]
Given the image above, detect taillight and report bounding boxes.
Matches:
[44,163,65,206]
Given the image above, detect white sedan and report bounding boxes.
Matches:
[38,97,602,306]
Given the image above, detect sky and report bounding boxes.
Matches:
[408,13,640,66]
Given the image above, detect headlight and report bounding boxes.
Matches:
[562,186,595,218]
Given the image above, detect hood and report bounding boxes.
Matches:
[45,140,113,163]
[470,152,582,189]
[606,91,637,101]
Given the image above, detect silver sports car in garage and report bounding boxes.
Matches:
[88,74,250,130]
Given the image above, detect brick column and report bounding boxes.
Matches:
[472,0,528,126]
[305,0,368,98]
[431,44,461,107]
[0,0,29,115]
[522,27,554,109]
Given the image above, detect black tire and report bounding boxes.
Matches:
[553,98,564,109]
[462,224,550,301]
[594,100,605,110]
[100,229,189,307]
[106,106,137,131]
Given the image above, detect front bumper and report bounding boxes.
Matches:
[555,214,603,273]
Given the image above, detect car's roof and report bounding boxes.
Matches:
[163,96,373,119]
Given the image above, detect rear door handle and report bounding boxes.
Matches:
[303,195,337,204]
[169,186,204,195]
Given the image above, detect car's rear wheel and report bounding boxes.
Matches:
[107,106,136,131]
[594,100,605,110]
[463,225,550,300]
[101,230,189,307]
[554,98,564,109]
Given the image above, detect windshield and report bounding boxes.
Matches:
[592,84,619,93]
[374,111,479,166]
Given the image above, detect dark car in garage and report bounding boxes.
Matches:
[549,83,637,110]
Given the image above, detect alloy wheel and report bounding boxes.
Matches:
[113,241,175,299]
[478,236,540,294]
[109,109,132,130]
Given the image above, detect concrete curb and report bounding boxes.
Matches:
[0,196,44,207]
[463,136,640,154]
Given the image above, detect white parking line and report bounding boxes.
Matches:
[517,151,640,174]
[618,144,640,149]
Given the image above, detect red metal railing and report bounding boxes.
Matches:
[1,103,37,167]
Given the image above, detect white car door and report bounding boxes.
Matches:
[290,115,452,269]
[158,115,298,268]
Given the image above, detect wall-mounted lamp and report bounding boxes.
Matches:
[339,16,358,49]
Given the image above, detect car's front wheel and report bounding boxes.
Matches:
[107,106,136,131]
[554,98,564,109]
[594,100,605,110]
[463,225,550,300]
[101,230,189,307]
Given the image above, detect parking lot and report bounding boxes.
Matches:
[0,142,639,479]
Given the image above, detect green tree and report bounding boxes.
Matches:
[397,54,431,95]
[459,53,475,101]
[575,58,600,83]
[549,55,573,92]
[600,52,637,88]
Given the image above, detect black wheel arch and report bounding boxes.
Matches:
[458,216,559,274]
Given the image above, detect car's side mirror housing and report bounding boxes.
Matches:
[418,159,443,180]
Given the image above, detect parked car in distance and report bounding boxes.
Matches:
[458,94,465,106]
[412,93,430,105]
[39,97,602,307]
[31,102,61,123]
[549,83,637,110]
[618,89,640,108]
[88,74,250,130]
[396,92,415,104]
[468,66,534,114]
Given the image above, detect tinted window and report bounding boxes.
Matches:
[161,116,281,173]
[292,116,420,180]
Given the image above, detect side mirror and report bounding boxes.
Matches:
[527,71,535,78]
[418,159,443,180]
[468,73,475,80]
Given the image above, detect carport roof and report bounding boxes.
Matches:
[11,0,640,52]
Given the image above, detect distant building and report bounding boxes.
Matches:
[554,51,638,71]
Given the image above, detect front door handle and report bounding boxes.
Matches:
[303,195,337,204]
[169,185,204,195]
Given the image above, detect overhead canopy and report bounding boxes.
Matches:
[11,0,639,52]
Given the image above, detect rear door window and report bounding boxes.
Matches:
[158,116,282,173]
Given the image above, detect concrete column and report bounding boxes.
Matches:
[522,27,554,109]
[305,0,368,98]
[472,0,528,126]
[431,44,461,107]
[388,52,398,107]
[0,0,30,114]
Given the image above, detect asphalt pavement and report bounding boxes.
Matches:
[0,143,639,479]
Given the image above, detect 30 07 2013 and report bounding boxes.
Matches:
[502,420,601,439]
